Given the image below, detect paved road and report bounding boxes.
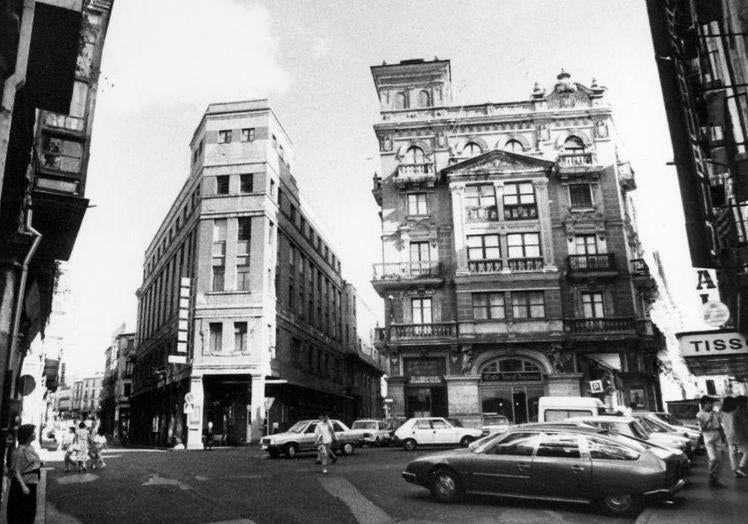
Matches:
[43,445,645,524]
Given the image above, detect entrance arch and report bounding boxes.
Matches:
[477,354,548,424]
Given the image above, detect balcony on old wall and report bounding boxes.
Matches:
[504,204,538,221]
[564,317,653,338]
[468,259,503,273]
[507,257,544,272]
[567,253,617,278]
[376,322,458,346]
[394,162,436,188]
[465,205,498,223]
[371,261,443,294]
[372,174,382,206]
[556,152,602,177]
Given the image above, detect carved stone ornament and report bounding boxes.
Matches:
[389,353,400,370]
[594,120,609,139]
[437,130,447,148]
[461,346,474,375]
[546,344,571,374]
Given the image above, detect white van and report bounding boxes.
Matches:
[537,396,606,423]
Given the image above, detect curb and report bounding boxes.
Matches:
[35,468,47,524]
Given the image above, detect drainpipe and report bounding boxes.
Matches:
[9,207,42,359]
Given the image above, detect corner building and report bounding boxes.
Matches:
[132,101,383,447]
[371,59,663,427]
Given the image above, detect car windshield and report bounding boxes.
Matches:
[352,421,377,430]
[470,432,506,453]
[483,415,509,425]
[645,416,675,432]
[630,420,651,439]
[287,421,308,433]
[637,416,664,433]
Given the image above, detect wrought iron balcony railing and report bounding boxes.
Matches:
[504,204,538,221]
[465,206,499,222]
[507,257,544,272]
[372,261,442,280]
[390,322,458,339]
[564,317,637,334]
[568,253,616,271]
[557,152,597,167]
[468,259,503,273]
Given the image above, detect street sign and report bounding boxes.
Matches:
[264,397,275,411]
[19,375,36,396]
[702,301,730,327]
[589,380,604,394]
[168,355,187,365]
[678,331,748,357]
[383,397,394,404]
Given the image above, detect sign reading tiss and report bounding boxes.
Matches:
[678,332,748,358]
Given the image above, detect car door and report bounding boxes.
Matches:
[302,422,317,451]
[331,421,346,444]
[467,431,541,495]
[411,419,435,445]
[582,435,643,501]
[531,432,591,502]
[430,418,454,444]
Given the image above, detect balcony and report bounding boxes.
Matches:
[395,162,436,188]
[564,317,653,337]
[630,258,650,277]
[371,261,444,294]
[618,161,636,191]
[567,253,617,277]
[504,204,538,221]
[377,322,458,344]
[507,257,544,272]
[465,206,499,222]
[468,259,503,273]
[556,152,602,176]
[372,174,382,206]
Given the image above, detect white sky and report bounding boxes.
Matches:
[60,0,706,379]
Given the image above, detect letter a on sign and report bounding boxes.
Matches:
[696,269,717,290]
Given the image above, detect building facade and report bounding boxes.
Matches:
[100,330,134,438]
[0,0,112,476]
[71,372,103,419]
[646,0,748,378]
[370,59,663,427]
[131,101,383,448]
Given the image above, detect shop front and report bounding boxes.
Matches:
[478,356,545,424]
[404,357,448,418]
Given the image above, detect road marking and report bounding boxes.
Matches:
[142,473,192,490]
[319,476,394,524]
[56,473,99,484]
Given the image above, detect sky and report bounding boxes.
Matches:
[59,0,705,380]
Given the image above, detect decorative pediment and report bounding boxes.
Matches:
[545,70,606,110]
[441,149,554,180]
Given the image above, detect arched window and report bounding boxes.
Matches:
[463,142,483,157]
[563,135,586,152]
[417,90,431,107]
[404,146,425,164]
[504,139,524,153]
[480,357,542,381]
[394,92,407,110]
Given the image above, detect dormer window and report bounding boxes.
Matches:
[417,90,431,107]
[504,139,524,153]
[404,146,425,164]
[394,92,407,109]
[563,135,585,153]
[463,142,483,157]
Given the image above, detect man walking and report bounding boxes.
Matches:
[698,395,725,488]
[314,414,337,474]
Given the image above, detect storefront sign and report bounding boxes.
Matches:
[678,331,748,357]
[481,371,542,382]
[702,301,730,327]
[410,376,443,385]
[405,358,445,385]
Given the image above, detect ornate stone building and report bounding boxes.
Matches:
[370,59,663,426]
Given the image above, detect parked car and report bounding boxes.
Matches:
[633,412,702,452]
[565,416,692,462]
[537,396,606,422]
[351,419,391,446]
[393,417,483,451]
[481,414,511,436]
[260,419,366,458]
[401,423,686,517]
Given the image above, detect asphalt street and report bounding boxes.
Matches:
[41,444,645,524]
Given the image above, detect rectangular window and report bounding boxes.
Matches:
[237,218,251,266]
[212,267,225,291]
[409,241,431,262]
[411,298,432,324]
[40,134,83,173]
[209,323,222,352]
[272,134,277,149]
[241,128,255,142]
[582,292,605,318]
[465,184,498,221]
[216,175,229,195]
[237,266,251,291]
[240,174,253,193]
[218,130,232,144]
[503,182,538,220]
[234,322,248,352]
[290,205,297,224]
[511,291,545,319]
[212,219,227,264]
[472,293,505,320]
[506,233,541,258]
[574,234,598,255]
[467,234,500,260]
[407,193,428,215]
[569,184,593,208]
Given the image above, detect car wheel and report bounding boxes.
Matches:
[403,439,417,452]
[268,449,280,459]
[341,442,355,456]
[599,493,643,517]
[459,436,474,448]
[430,469,463,504]
[284,443,298,459]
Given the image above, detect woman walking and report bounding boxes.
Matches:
[74,421,90,472]
[6,424,42,524]
[720,397,745,477]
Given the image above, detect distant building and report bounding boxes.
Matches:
[369,59,664,426]
[52,387,72,420]
[131,100,384,448]
[100,330,135,437]
[71,372,104,419]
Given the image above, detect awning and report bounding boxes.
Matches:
[584,353,623,371]
[676,329,748,379]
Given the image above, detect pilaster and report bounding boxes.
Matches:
[186,375,205,449]
[450,183,468,275]
[249,374,265,443]
[445,375,481,428]
[534,179,557,270]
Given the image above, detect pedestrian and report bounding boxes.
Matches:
[62,426,77,473]
[697,395,725,488]
[88,428,107,470]
[735,396,748,475]
[6,424,42,524]
[206,421,214,450]
[314,414,338,474]
[74,421,90,472]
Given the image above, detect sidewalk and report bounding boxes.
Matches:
[636,460,748,524]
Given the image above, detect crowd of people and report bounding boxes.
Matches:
[698,394,748,488]
[58,420,108,472]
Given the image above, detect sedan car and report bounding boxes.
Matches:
[260,419,365,458]
[481,414,511,436]
[633,413,701,452]
[402,424,685,517]
[351,419,391,446]
[393,417,483,451]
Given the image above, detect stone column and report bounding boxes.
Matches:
[493,181,505,224]
[534,179,557,270]
[445,375,481,428]
[387,376,407,418]
[545,373,583,397]
[249,374,266,443]
[186,375,205,449]
[450,183,468,275]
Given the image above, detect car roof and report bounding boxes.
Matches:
[509,422,607,434]
[567,416,634,423]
